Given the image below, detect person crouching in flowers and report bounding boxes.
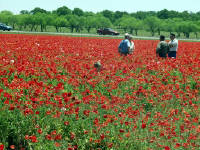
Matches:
[128,34,135,54]
[118,33,131,56]
[94,61,102,72]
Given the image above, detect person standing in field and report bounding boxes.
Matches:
[168,33,178,58]
[118,33,130,56]
[156,35,169,58]
[128,35,135,54]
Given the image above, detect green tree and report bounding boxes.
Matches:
[116,17,136,34]
[20,10,29,14]
[115,17,129,33]
[8,15,17,29]
[179,11,191,20]
[135,11,148,19]
[75,16,86,32]
[100,10,114,22]
[15,14,30,30]
[67,15,79,32]
[128,17,138,34]
[162,19,176,35]
[84,11,95,17]
[174,22,182,38]
[114,11,128,22]
[55,6,72,16]
[53,16,68,32]
[0,12,17,29]
[179,21,195,38]
[173,18,184,37]
[0,10,13,16]
[134,20,143,36]
[30,7,47,15]
[116,17,142,35]
[94,15,112,29]
[73,8,84,16]
[0,13,9,24]
[156,20,164,35]
[32,13,49,32]
[25,15,35,30]
[0,11,13,24]
[193,21,200,38]
[44,14,55,31]
[157,9,180,19]
[144,16,159,36]
[84,16,96,33]
[157,9,169,19]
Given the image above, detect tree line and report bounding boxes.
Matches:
[0,6,200,38]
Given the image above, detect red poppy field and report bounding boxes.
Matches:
[0,34,199,150]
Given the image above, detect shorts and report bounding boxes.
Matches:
[168,51,177,58]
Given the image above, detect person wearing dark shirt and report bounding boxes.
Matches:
[156,35,169,58]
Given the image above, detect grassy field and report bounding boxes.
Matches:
[1,25,199,40]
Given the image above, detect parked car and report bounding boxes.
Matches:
[0,23,12,31]
[97,28,120,35]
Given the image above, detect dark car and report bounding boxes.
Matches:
[97,28,120,35]
[0,23,12,31]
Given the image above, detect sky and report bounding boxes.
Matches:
[0,0,199,14]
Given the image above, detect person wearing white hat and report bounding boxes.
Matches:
[118,33,131,56]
